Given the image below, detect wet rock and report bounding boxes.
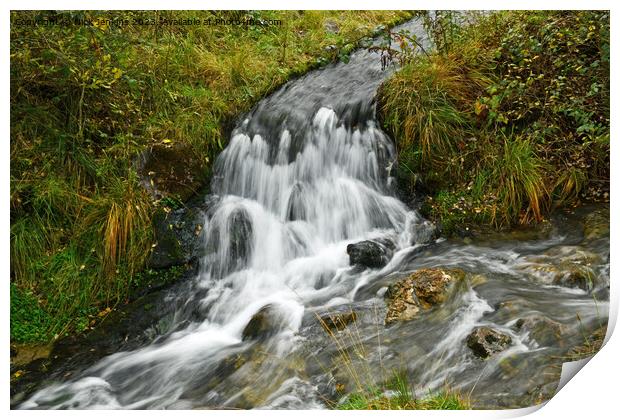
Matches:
[552,264,595,291]
[514,315,565,347]
[408,220,439,245]
[467,326,512,358]
[385,268,465,325]
[137,143,207,202]
[242,305,280,341]
[285,183,307,221]
[320,311,357,334]
[346,240,394,269]
[583,207,609,240]
[148,206,205,269]
[227,208,254,267]
[10,343,52,368]
[206,207,254,278]
[520,245,601,291]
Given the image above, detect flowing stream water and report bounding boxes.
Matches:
[20,19,609,409]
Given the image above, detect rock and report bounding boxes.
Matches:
[242,305,281,341]
[285,183,307,221]
[205,207,254,278]
[519,245,601,291]
[148,206,205,269]
[583,207,609,240]
[320,311,357,334]
[552,264,595,291]
[385,268,465,325]
[514,315,565,347]
[467,326,512,358]
[408,220,439,245]
[137,143,207,201]
[346,240,394,269]
[323,20,340,34]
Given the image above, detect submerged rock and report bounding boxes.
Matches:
[519,245,601,291]
[319,311,357,334]
[514,315,565,347]
[346,239,394,269]
[384,268,465,325]
[467,326,512,358]
[552,264,596,291]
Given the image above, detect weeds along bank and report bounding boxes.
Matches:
[379,11,609,235]
[10,10,413,343]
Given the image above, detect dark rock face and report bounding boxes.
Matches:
[242,305,280,341]
[385,268,465,325]
[205,207,254,279]
[148,206,205,270]
[514,315,565,347]
[346,240,394,269]
[467,327,512,358]
[285,183,307,221]
[319,311,357,334]
[137,143,207,202]
[227,208,254,268]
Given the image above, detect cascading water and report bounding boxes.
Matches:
[19,18,608,410]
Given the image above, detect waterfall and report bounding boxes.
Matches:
[21,23,426,407]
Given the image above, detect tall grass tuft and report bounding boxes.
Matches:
[379,48,491,176]
[493,135,548,224]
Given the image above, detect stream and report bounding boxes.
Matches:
[18,18,609,410]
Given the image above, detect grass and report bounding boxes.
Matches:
[10,10,415,343]
[316,308,468,410]
[378,11,609,234]
[338,385,468,410]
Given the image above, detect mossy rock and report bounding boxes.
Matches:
[583,207,610,240]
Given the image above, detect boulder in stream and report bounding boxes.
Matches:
[467,326,512,358]
[514,315,565,347]
[583,207,609,240]
[242,305,282,341]
[384,268,465,325]
[346,239,394,269]
[519,245,601,292]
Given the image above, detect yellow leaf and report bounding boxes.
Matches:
[162,139,173,144]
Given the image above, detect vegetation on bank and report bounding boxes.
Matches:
[10,10,413,343]
[336,372,468,410]
[379,11,610,235]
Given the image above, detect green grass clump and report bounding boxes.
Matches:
[10,283,54,343]
[11,10,414,343]
[337,371,468,410]
[379,11,609,232]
